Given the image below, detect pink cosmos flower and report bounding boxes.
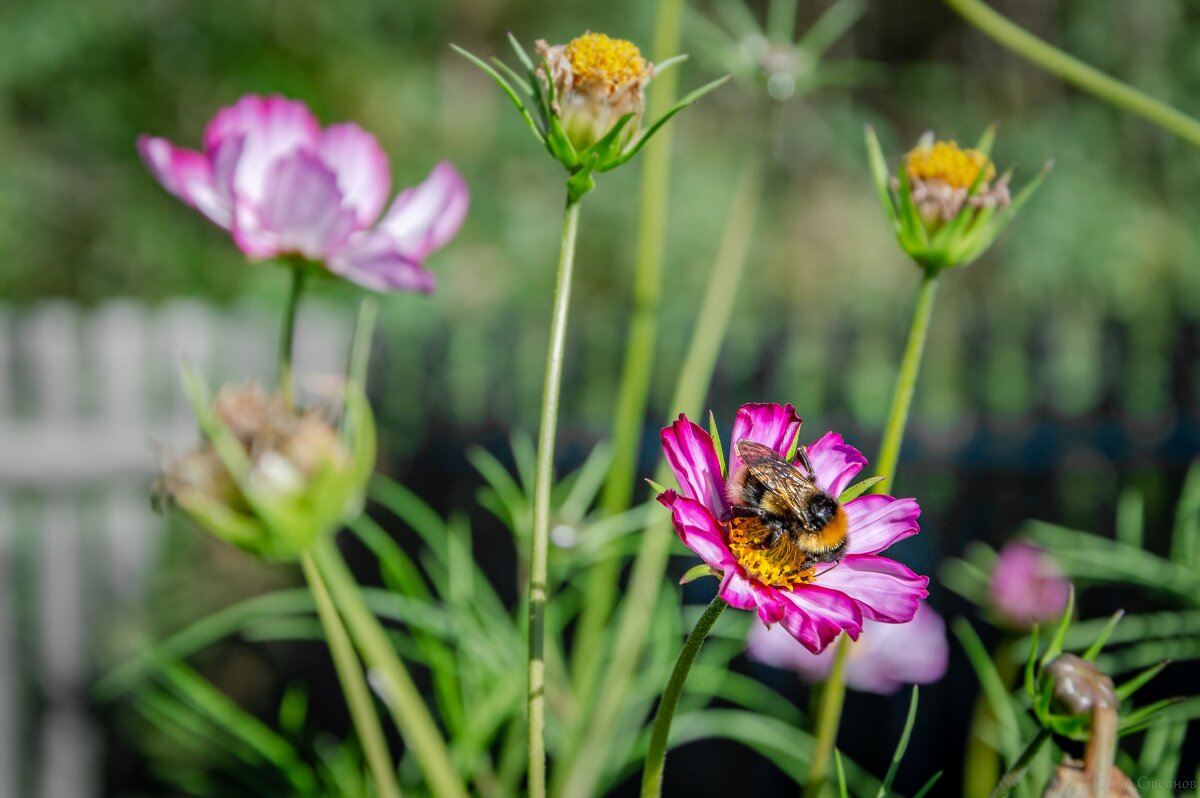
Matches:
[988,541,1071,629]
[138,94,468,292]
[747,602,949,694]
[658,403,928,653]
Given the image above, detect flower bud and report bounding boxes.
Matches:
[536,33,653,153]
[1045,653,1118,715]
[159,381,374,560]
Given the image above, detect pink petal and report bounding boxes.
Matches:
[718,570,759,612]
[843,495,920,556]
[376,161,470,261]
[205,95,321,206]
[657,491,735,572]
[318,123,391,227]
[234,150,358,260]
[727,403,801,478]
[843,604,948,693]
[660,415,727,517]
[778,584,863,653]
[805,432,867,496]
[138,136,231,228]
[327,231,436,293]
[746,621,838,680]
[718,571,786,624]
[814,555,928,623]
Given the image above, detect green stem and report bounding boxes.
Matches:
[312,537,468,798]
[803,636,851,798]
[964,641,1018,798]
[872,268,939,494]
[640,597,727,798]
[279,266,305,410]
[569,0,687,690]
[944,0,1200,149]
[300,552,401,798]
[528,197,581,798]
[557,119,772,798]
[987,728,1051,798]
[573,134,769,704]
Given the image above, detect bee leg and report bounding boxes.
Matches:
[795,445,818,481]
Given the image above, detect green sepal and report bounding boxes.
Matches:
[864,126,901,234]
[580,112,636,169]
[1116,659,1169,702]
[602,75,731,171]
[1118,697,1185,737]
[679,563,720,585]
[1040,585,1075,672]
[709,410,728,480]
[1023,623,1040,701]
[645,478,670,495]
[1082,610,1124,661]
[654,53,689,75]
[450,44,545,145]
[566,154,598,203]
[839,475,886,503]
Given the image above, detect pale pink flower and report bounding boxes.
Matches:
[989,541,1071,629]
[747,602,949,694]
[139,94,468,292]
[658,403,929,653]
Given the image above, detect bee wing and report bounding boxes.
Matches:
[734,439,821,514]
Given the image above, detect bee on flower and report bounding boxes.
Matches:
[453,32,726,201]
[866,126,1050,271]
[657,402,928,653]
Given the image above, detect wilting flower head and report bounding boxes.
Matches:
[658,403,928,653]
[748,601,948,694]
[158,376,375,560]
[454,33,726,201]
[988,541,1071,629]
[139,95,468,292]
[865,126,1049,272]
[537,33,653,152]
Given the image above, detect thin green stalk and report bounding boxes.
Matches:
[987,729,1051,798]
[964,641,1018,798]
[279,267,305,410]
[312,537,468,798]
[803,636,851,798]
[300,552,401,798]
[557,130,771,798]
[572,118,771,702]
[805,267,939,794]
[943,0,1200,149]
[873,268,939,493]
[571,0,687,679]
[529,197,581,798]
[640,597,727,798]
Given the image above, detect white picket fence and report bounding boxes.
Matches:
[0,299,352,798]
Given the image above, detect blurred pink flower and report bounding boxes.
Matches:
[658,403,929,653]
[747,602,949,694]
[139,94,468,292]
[988,541,1071,629]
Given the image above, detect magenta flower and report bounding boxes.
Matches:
[658,403,928,653]
[138,94,468,292]
[989,541,1071,629]
[747,602,949,694]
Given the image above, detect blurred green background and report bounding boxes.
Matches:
[2,0,1199,795]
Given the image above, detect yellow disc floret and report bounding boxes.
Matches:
[905,140,995,189]
[727,516,815,589]
[565,32,647,94]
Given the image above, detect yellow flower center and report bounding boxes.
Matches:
[727,516,815,589]
[905,140,995,190]
[565,32,647,94]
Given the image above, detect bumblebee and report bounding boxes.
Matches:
[725,440,848,579]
